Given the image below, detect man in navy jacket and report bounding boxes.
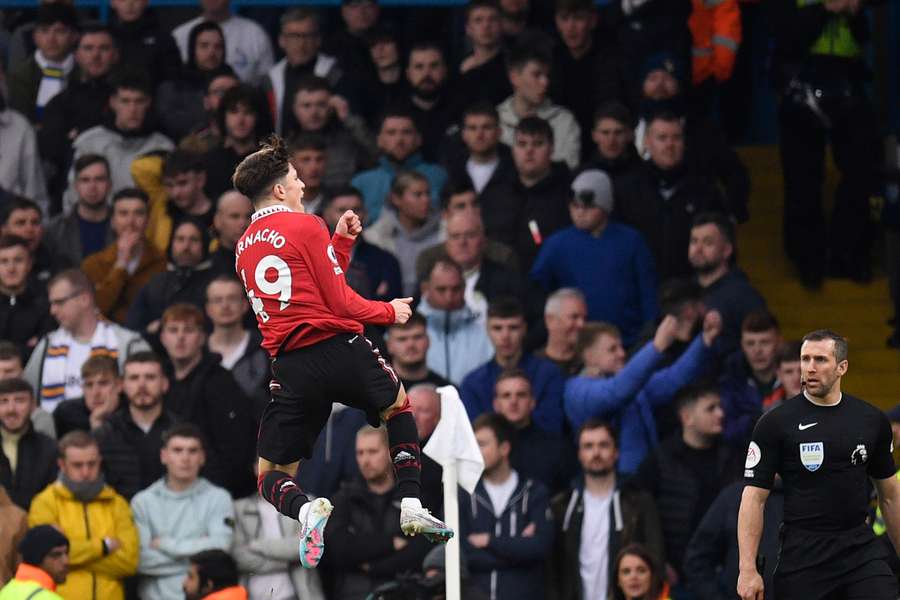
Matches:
[460,413,553,600]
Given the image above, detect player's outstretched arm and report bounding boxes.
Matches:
[736,484,769,600]
[874,474,900,557]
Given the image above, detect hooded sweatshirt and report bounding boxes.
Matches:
[417,297,494,385]
[130,477,234,600]
[364,208,443,296]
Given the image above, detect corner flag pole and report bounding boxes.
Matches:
[443,460,461,600]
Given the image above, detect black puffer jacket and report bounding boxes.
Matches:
[0,285,53,360]
[96,407,177,499]
[325,479,432,600]
[0,425,57,510]
[630,434,744,578]
[165,352,257,498]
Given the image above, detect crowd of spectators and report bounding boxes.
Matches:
[0,0,892,598]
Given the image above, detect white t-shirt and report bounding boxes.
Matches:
[219,331,250,370]
[467,157,499,194]
[580,490,613,600]
[248,499,295,600]
[483,470,519,516]
[173,14,274,83]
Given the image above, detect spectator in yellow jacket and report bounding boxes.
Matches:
[27,430,138,600]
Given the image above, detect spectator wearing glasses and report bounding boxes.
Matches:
[24,269,149,411]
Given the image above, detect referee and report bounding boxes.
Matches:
[737,329,900,600]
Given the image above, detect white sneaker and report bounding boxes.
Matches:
[297,497,333,568]
[399,497,454,543]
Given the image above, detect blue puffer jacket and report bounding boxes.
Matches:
[459,474,553,600]
[564,334,712,475]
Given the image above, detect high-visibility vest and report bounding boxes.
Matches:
[797,0,862,58]
[689,0,742,84]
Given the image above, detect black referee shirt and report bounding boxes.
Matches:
[745,393,895,532]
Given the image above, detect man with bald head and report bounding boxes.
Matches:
[407,384,444,511]
[417,211,523,325]
[209,190,252,275]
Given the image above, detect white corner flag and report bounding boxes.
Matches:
[423,385,484,600]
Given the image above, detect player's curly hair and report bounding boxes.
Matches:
[232,134,291,204]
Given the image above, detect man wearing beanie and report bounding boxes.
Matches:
[531,168,658,347]
[0,524,69,599]
[27,431,138,600]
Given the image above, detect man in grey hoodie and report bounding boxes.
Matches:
[131,422,234,600]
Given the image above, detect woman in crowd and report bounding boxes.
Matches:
[612,544,671,600]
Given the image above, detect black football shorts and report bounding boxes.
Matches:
[257,332,401,465]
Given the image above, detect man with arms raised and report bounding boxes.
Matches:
[738,330,900,600]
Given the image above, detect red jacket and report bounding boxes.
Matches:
[235,205,395,356]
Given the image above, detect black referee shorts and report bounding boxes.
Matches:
[257,332,401,465]
[774,524,897,600]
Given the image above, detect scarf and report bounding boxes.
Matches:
[34,50,74,118]
[40,321,121,411]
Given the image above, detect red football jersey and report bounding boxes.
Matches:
[235,205,395,356]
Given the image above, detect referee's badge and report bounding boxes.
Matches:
[800,442,824,472]
[851,444,868,465]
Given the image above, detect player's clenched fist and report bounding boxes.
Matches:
[390,297,413,323]
[335,210,363,240]
[736,570,764,600]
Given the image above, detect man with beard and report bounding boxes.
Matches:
[404,42,455,163]
[288,76,376,189]
[0,378,57,510]
[126,218,216,335]
[183,550,248,600]
[95,352,177,500]
[738,331,900,600]
[688,212,766,356]
[28,431,139,600]
[548,419,664,600]
[386,315,450,389]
